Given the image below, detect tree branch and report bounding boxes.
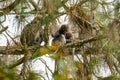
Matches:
[29,0,41,11]
[0,35,106,55]
[64,35,106,48]
[0,35,106,69]
[0,0,24,14]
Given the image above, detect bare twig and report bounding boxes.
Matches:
[29,0,41,11]
[0,0,24,14]
[64,35,106,48]
[39,58,53,74]
[20,50,32,79]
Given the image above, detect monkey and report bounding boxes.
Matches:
[52,24,73,45]
[20,16,45,46]
[20,26,44,46]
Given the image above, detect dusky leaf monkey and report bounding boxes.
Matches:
[20,17,44,46]
[52,24,73,45]
[20,27,44,46]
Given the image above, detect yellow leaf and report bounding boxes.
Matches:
[0,72,5,77]
[4,77,10,80]
[40,47,51,55]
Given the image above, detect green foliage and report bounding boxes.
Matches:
[99,75,120,80]
[31,49,40,59]
[114,44,120,63]
[0,68,15,80]
[27,70,41,80]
